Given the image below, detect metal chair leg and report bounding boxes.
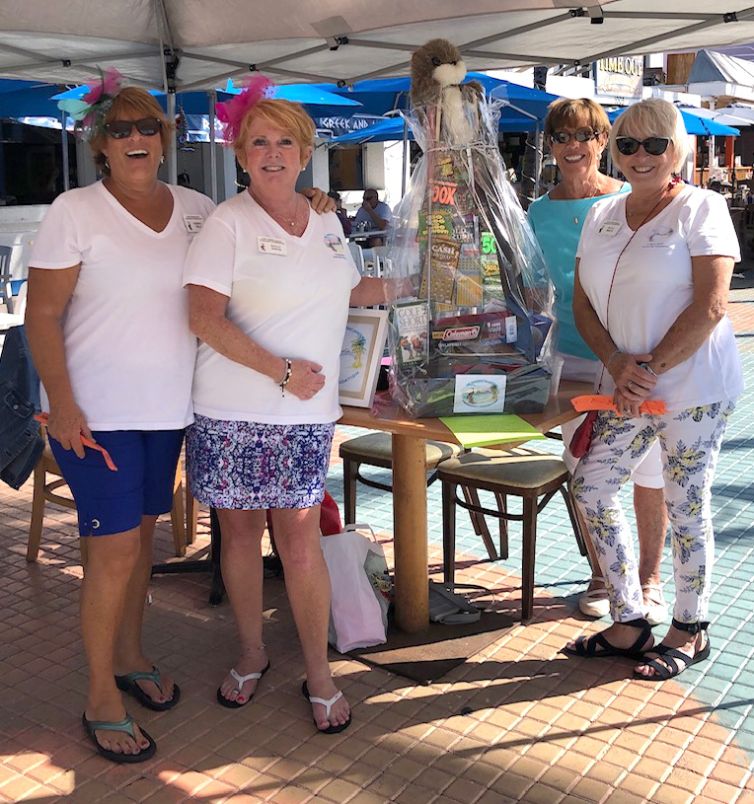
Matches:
[521,496,538,623]
[493,491,509,559]
[441,480,457,586]
[343,457,359,525]
[560,485,588,557]
[460,485,498,560]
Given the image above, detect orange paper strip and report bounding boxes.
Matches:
[570,395,667,415]
[34,413,119,472]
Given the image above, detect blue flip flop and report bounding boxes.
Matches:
[115,666,181,711]
[82,713,156,764]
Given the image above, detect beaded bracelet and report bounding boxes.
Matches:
[278,358,293,396]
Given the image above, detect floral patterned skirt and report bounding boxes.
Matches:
[187,415,335,510]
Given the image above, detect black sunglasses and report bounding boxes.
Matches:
[615,136,670,156]
[549,128,599,145]
[105,117,162,139]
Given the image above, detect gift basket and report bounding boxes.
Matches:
[385,39,553,418]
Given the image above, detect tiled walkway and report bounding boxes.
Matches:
[2,279,754,803]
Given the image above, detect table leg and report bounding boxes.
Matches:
[391,433,429,632]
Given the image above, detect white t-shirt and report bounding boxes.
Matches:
[183,191,361,424]
[576,186,742,410]
[30,181,215,430]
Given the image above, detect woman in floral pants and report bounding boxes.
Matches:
[563,99,742,680]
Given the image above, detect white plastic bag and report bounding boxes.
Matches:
[320,523,390,653]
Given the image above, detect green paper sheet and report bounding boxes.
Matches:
[439,414,546,449]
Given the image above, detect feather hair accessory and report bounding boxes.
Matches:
[57,67,124,140]
[216,75,274,144]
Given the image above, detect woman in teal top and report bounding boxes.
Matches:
[528,98,668,624]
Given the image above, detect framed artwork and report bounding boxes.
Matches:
[339,308,389,408]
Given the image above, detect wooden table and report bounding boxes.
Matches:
[339,380,590,633]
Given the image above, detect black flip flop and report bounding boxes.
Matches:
[114,666,181,711]
[82,713,156,764]
[301,681,352,735]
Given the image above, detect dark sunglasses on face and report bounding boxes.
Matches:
[615,136,670,156]
[549,128,599,145]
[104,117,162,139]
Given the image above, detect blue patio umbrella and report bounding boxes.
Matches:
[329,111,537,144]
[52,84,236,116]
[313,73,559,126]
[608,107,739,137]
[222,80,363,117]
[0,79,67,119]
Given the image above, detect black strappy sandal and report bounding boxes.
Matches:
[633,619,710,681]
[563,617,653,660]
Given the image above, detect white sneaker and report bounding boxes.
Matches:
[642,583,668,626]
[578,577,610,618]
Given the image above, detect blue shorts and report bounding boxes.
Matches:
[49,429,185,537]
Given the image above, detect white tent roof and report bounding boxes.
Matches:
[689,49,754,85]
[0,1,754,90]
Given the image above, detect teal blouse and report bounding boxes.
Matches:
[528,184,630,360]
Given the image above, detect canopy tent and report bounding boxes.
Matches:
[607,106,741,137]
[0,2,753,91]
[686,48,754,104]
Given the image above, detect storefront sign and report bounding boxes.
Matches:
[594,56,644,98]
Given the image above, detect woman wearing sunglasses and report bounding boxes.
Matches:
[24,79,335,762]
[25,83,212,763]
[528,98,668,626]
[564,99,741,680]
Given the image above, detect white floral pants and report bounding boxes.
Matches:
[572,401,735,625]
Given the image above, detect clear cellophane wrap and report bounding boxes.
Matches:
[385,95,554,418]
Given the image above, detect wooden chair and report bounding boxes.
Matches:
[438,446,588,622]
[27,442,189,564]
[338,432,499,557]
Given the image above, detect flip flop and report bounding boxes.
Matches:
[114,666,181,712]
[216,662,270,709]
[301,681,352,735]
[82,713,156,764]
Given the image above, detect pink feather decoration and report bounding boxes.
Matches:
[82,67,123,105]
[216,75,274,143]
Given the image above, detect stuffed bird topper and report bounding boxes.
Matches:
[410,38,482,145]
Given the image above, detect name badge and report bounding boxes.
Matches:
[183,215,204,234]
[258,236,287,256]
[598,220,621,236]
[324,233,347,257]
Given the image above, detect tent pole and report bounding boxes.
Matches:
[534,121,541,198]
[209,90,218,203]
[60,112,70,192]
[167,92,178,185]
[401,116,408,197]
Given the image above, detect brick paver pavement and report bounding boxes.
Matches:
[1,278,753,802]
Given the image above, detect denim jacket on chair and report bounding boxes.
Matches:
[0,325,44,489]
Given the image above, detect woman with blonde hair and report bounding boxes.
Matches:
[184,78,402,733]
[564,98,741,679]
[528,98,668,625]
